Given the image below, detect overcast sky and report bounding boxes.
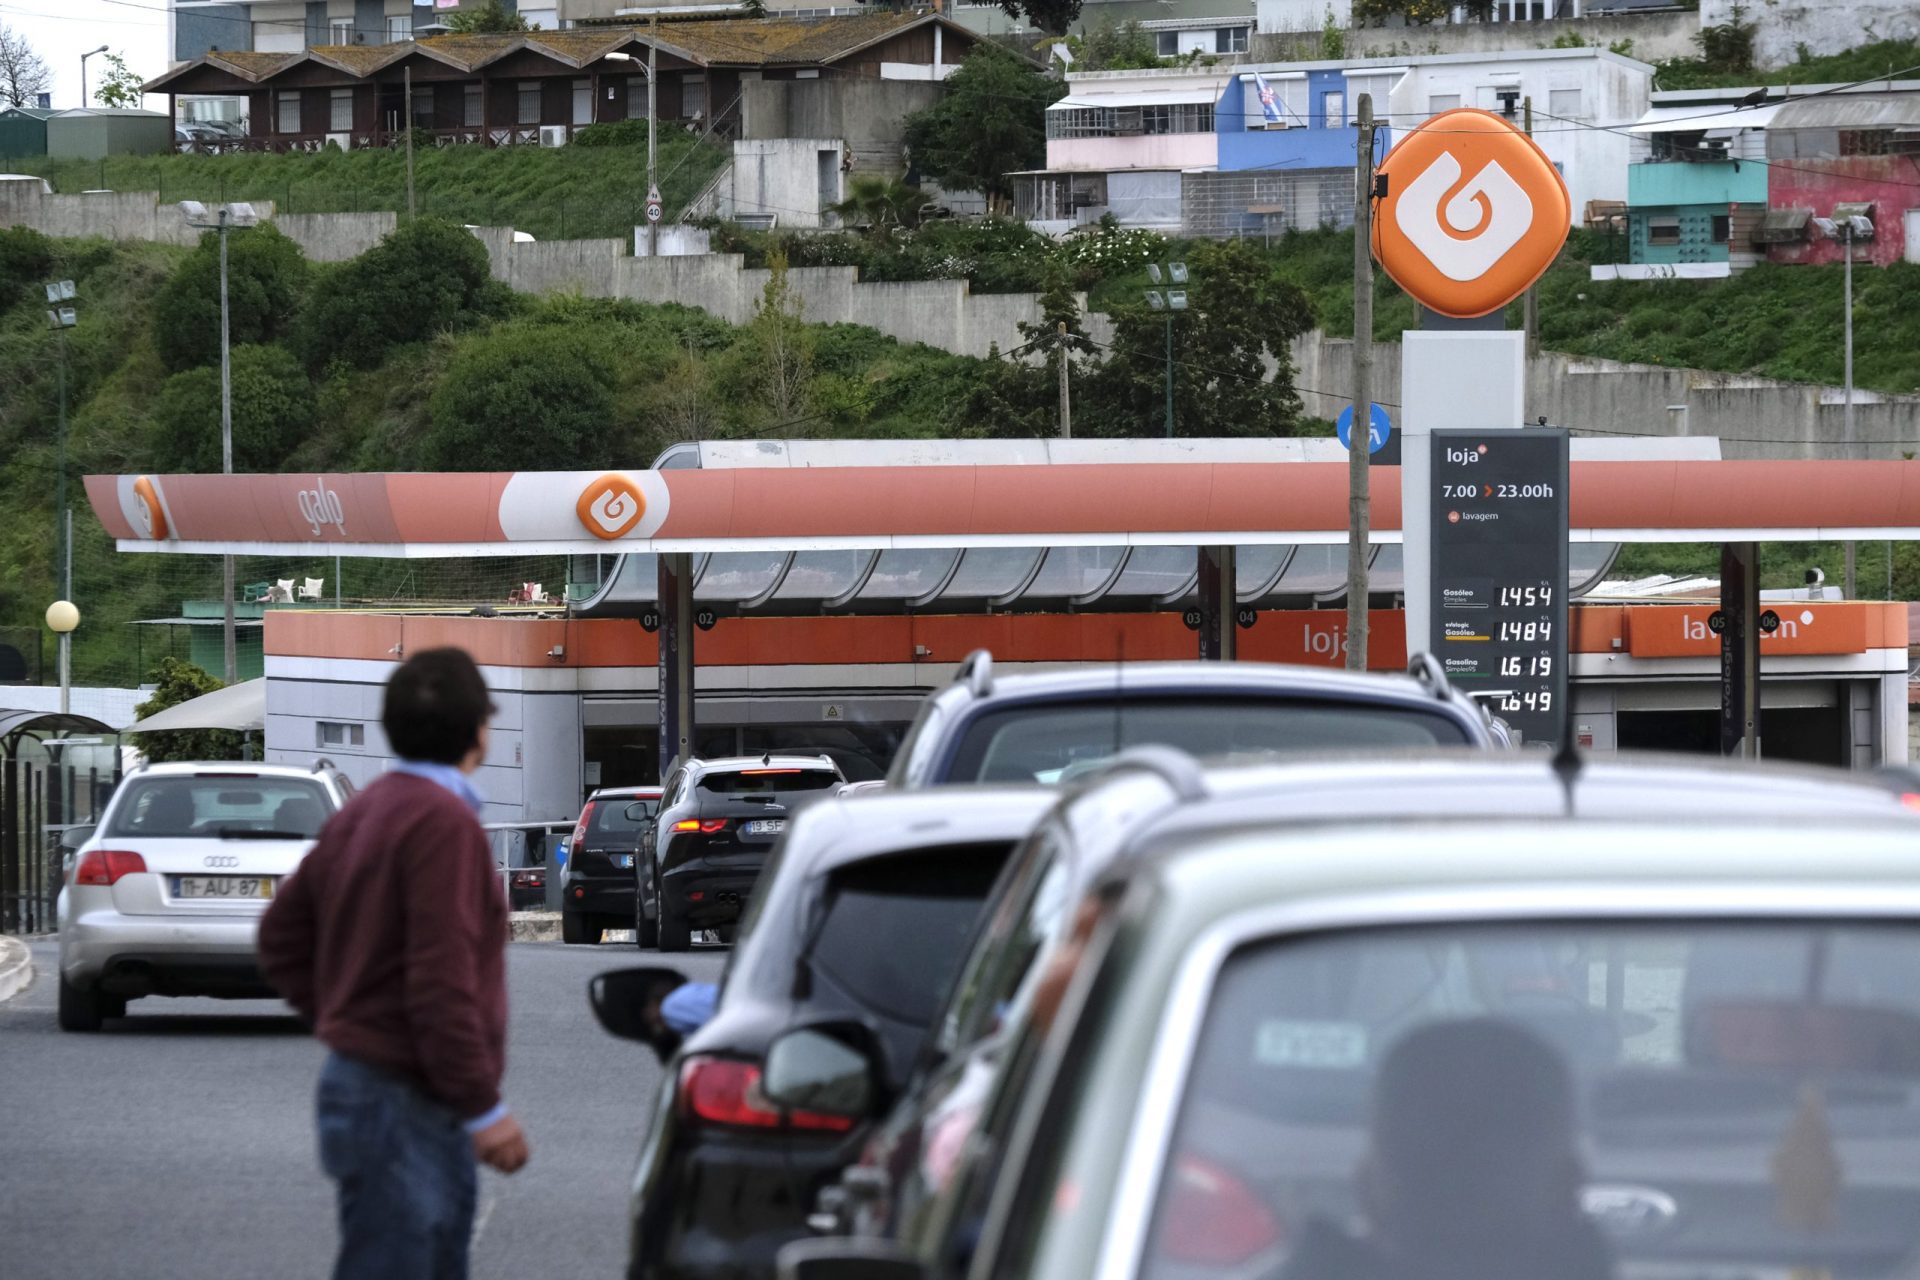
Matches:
[3,0,171,111]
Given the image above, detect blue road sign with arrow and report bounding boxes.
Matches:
[1336,402,1393,455]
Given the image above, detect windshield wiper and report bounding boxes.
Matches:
[214,828,313,840]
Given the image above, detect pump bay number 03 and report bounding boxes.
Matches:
[1429,428,1570,748]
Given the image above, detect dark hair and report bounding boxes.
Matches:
[382,648,495,765]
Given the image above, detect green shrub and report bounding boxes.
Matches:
[297,216,510,371]
[130,658,244,762]
[150,223,310,373]
[0,225,55,312]
[571,120,652,148]
[150,343,315,472]
[423,324,618,470]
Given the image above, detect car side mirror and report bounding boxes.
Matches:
[762,1022,886,1121]
[58,824,94,852]
[588,966,688,1062]
[625,801,651,822]
[778,1236,928,1280]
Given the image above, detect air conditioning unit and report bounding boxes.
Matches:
[325,131,352,151]
[539,125,569,148]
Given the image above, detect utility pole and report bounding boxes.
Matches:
[1522,96,1539,360]
[1844,219,1857,598]
[648,16,660,258]
[1345,93,1375,671]
[219,208,236,686]
[1056,321,1072,439]
[404,65,417,219]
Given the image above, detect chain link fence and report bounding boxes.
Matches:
[1181,168,1358,241]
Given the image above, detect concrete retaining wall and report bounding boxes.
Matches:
[1292,331,1920,460]
[1256,10,1697,63]
[0,180,393,263]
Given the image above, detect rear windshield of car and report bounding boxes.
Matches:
[698,769,840,796]
[105,775,334,839]
[1139,921,1920,1280]
[587,797,656,836]
[946,697,1472,783]
[806,846,1012,1027]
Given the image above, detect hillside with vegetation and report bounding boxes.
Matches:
[5,129,727,242]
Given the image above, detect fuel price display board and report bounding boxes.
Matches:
[1428,428,1570,748]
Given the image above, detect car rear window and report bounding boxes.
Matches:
[806,846,1012,1027]
[947,697,1472,783]
[588,797,656,836]
[698,769,840,796]
[106,776,334,839]
[1139,921,1920,1280]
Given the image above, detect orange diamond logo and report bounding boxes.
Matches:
[576,474,647,541]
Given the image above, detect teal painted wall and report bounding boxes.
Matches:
[1627,160,1767,207]
[1628,206,1731,264]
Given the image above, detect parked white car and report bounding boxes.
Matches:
[55,760,353,1031]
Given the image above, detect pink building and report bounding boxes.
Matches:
[1764,92,1920,268]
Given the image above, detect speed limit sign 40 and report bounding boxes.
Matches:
[645,187,663,224]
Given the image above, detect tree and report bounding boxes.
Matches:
[129,659,244,763]
[828,174,923,239]
[423,324,618,471]
[151,344,316,472]
[746,250,814,426]
[441,0,531,33]
[151,223,310,373]
[1016,258,1090,412]
[297,216,510,371]
[1081,239,1314,438]
[1070,21,1164,72]
[997,0,1083,37]
[92,52,145,109]
[904,47,1064,210]
[0,24,49,109]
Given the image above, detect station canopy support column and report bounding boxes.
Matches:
[1197,546,1236,661]
[1720,541,1761,759]
[658,552,696,776]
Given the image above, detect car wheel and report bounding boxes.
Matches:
[658,892,692,953]
[561,910,592,945]
[635,873,659,949]
[58,971,107,1032]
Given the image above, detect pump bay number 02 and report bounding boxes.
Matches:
[1429,428,1570,747]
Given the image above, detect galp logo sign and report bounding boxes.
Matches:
[576,474,648,540]
[1372,109,1570,320]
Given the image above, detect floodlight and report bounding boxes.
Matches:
[228,202,260,226]
[45,279,74,302]
[1811,216,1838,237]
[178,199,209,221]
[56,306,76,327]
[1849,215,1875,238]
[1168,262,1189,285]
[1167,289,1189,311]
[1146,263,1163,285]
[1145,290,1166,311]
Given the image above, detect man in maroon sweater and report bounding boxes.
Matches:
[259,647,530,1280]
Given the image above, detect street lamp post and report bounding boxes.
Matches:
[605,32,659,255]
[45,282,76,602]
[1144,261,1189,438]
[178,200,261,685]
[80,45,108,108]
[1813,212,1875,597]
[46,601,79,717]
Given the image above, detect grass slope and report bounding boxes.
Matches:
[6,134,727,242]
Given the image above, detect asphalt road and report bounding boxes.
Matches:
[0,937,727,1280]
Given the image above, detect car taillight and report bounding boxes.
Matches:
[570,802,594,849]
[672,818,727,834]
[74,850,148,886]
[677,1057,854,1133]
[510,869,543,888]
[1156,1154,1282,1265]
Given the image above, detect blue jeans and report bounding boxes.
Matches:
[316,1053,478,1280]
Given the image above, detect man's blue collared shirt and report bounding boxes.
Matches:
[392,759,485,816]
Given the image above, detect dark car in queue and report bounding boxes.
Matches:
[782,752,1920,1280]
[484,819,575,913]
[561,786,663,945]
[885,650,1504,790]
[638,755,843,952]
[590,786,1056,1280]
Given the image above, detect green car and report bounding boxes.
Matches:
[780,752,1920,1280]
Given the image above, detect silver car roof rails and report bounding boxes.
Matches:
[1407,653,1451,701]
[955,649,994,699]
[1082,746,1210,804]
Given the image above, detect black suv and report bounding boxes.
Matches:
[639,755,843,951]
[561,786,663,945]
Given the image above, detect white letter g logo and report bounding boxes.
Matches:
[1395,151,1534,283]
